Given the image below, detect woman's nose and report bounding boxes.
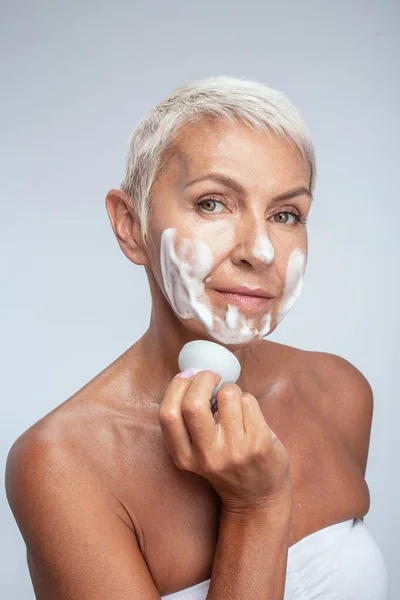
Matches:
[230,228,275,270]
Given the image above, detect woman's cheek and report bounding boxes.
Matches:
[160,228,214,318]
[275,248,307,325]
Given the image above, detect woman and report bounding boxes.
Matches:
[6,76,389,599]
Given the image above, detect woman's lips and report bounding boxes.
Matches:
[213,290,275,312]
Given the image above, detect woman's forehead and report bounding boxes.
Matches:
[163,119,311,192]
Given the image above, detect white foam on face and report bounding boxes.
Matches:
[225,304,240,329]
[160,228,273,344]
[160,228,306,345]
[160,228,215,330]
[276,248,306,325]
[259,313,272,338]
[252,233,275,264]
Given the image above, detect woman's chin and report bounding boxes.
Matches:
[176,309,277,347]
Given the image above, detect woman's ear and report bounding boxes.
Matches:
[105,189,150,266]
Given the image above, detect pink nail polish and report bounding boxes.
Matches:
[178,368,194,379]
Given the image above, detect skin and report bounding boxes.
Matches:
[114,118,312,358]
[6,119,373,598]
[146,121,308,346]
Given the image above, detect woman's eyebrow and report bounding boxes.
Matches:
[184,172,312,202]
[272,187,313,202]
[184,173,246,195]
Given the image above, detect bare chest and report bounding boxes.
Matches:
[114,393,369,597]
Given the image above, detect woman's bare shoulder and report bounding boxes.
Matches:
[263,339,372,398]
[259,341,373,473]
[6,346,153,487]
[14,343,148,436]
[300,348,373,476]
[5,398,157,598]
[300,348,374,417]
[5,354,153,543]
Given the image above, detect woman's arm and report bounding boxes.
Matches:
[159,370,293,600]
[5,433,160,600]
[208,487,292,600]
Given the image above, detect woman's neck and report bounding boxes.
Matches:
[128,307,276,407]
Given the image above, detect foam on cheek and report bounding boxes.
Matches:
[276,248,306,324]
[259,313,272,338]
[160,228,274,344]
[225,305,240,329]
[160,228,214,329]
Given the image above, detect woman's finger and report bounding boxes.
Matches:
[158,371,196,468]
[181,371,221,455]
[215,384,245,444]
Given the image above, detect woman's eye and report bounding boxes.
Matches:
[271,211,299,224]
[197,198,225,213]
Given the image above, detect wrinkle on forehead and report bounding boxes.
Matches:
[156,118,311,205]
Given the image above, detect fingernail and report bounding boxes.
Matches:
[178,368,194,379]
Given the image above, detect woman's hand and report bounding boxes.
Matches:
[158,369,291,514]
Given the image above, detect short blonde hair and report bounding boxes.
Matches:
[121,76,316,245]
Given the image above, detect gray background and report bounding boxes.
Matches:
[1,0,399,597]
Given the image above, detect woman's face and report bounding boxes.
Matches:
[145,118,312,347]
